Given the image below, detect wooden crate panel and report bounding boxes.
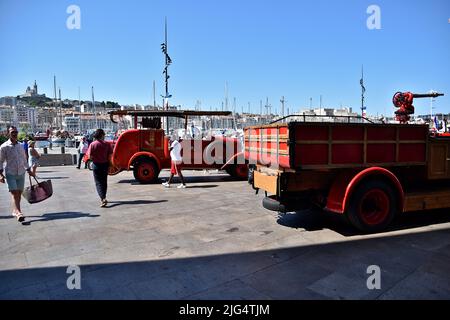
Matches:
[367,144,396,163]
[332,144,363,164]
[279,155,290,168]
[295,126,328,141]
[404,190,450,211]
[398,144,426,162]
[332,126,364,140]
[367,127,396,141]
[254,170,278,195]
[399,127,428,140]
[294,144,328,166]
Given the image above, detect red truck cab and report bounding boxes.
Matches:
[107,110,248,184]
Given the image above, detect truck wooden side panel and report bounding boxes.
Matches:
[245,125,290,169]
[289,123,428,170]
[428,138,450,179]
[404,189,450,211]
[245,122,429,171]
[254,170,278,195]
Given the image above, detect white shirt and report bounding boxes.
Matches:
[78,141,89,154]
[170,140,182,162]
[0,139,30,175]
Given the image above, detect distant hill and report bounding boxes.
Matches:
[16,95,53,107]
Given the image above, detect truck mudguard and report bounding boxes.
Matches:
[326,167,404,214]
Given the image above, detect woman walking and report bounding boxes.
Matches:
[28,140,40,176]
[88,129,113,207]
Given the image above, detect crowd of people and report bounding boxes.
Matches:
[1,126,189,223]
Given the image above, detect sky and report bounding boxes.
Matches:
[0,0,449,116]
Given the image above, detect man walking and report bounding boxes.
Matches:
[162,135,186,188]
[88,129,113,207]
[0,126,35,222]
[77,136,89,169]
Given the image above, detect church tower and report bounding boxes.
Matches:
[33,80,38,95]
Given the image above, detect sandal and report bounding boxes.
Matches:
[15,213,25,222]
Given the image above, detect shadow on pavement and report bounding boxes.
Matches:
[106,200,168,208]
[186,185,218,189]
[118,174,236,185]
[21,212,100,225]
[36,177,69,180]
[277,208,450,237]
[117,179,144,185]
[0,227,449,299]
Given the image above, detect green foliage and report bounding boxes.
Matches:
[0,133,7,145]
[18,132,27,141]
[105,101,120,109]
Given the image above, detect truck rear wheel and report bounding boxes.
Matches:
[346,180,397,233]
[133,158,159,184]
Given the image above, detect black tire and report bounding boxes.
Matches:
[262,196,287,212]
[87,160,94,171]
[247,165,255,185]
[133,158,159,184]
[346,179,398,233]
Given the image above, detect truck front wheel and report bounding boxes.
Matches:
[87,160,94,171]
[133,159,159,184]
[346,180,398,233]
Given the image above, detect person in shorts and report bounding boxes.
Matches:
[28,140,40,176]
[0,126,35,222]
[162,135,186,189]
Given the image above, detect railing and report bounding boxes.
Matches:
[270,114,377,125]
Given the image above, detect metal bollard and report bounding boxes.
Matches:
[61,146,65,154]
[43,147,48,154]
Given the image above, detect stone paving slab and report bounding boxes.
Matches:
[1,166,450,299]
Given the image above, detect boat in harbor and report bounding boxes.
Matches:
[50,137,66,144]
[33,131,50,141]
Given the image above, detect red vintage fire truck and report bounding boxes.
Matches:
[105,110,248,184]
[245,92,449,232]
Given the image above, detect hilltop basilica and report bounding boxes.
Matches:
[19,80,46,98]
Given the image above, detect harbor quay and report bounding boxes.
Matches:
[0,165,449,300]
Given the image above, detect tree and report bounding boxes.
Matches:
[0,133,8,145]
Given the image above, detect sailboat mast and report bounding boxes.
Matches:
[153,80,156,108]
[58,87,62,129]
[92,86,98,128]
[165,19,169,100]
[53,75,57,129]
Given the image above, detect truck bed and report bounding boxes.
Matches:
[244,122,429,170]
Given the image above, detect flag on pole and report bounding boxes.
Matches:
[433,116,439,131]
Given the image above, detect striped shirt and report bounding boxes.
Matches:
[0,139,30,175]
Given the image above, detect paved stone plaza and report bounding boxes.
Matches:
[1,166,449,299]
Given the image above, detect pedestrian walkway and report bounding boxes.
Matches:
[0,167,449,299]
